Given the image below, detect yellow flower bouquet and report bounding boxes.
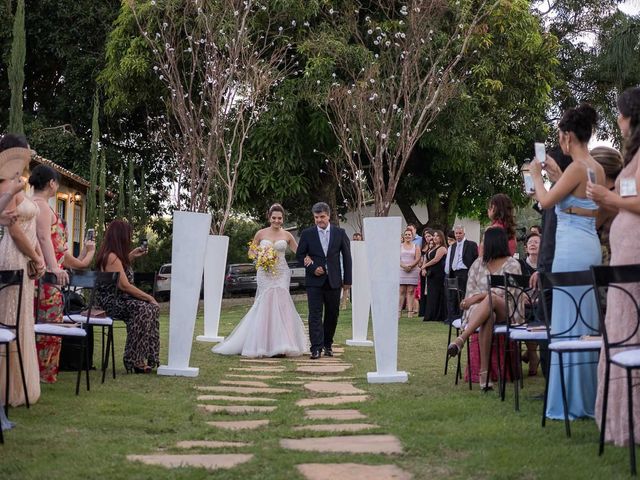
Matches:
[248,241,279,275]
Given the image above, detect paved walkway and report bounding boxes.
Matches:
[127,345,412,478]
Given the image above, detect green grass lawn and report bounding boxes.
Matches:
[0,302,634,479]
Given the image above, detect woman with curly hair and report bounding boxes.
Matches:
[487,193,517,255]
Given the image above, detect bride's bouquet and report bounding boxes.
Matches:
[248,241,279,275]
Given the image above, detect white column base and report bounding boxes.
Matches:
[367,371,409,384]
[346,339,373,347]
[196,335,225,343]
[157,365,200,377]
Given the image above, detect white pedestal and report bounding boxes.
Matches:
[158,210,211,378]
[364,216,408,384]
[197,235,229,343]
[346,240,373,347]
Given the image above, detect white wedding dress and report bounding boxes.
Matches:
[213,239,307,357]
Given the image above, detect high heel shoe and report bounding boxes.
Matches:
[479,370,494,392]
[447,336,464,358]
[133,365,153,374]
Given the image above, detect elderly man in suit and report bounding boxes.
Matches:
[296,202,352,359]
[445,225,478,318]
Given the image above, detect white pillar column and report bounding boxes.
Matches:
[158,210,211,377]
[346,240,373,347]
[364,216,408,383]
[197,235,229,343]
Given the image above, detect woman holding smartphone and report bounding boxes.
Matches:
[528,103,604,422]
[31,165,96,383]
[95,220,159,374]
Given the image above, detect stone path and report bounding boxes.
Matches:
[127,343,411,478]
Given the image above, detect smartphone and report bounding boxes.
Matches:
[534,142,546,163]
[522,171,535,194]
[587,167,596,184]
[86,228,95,242]
[140,238,149,251]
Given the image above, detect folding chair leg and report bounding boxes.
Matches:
[558,353,571,437]
[85,338,91,392]
[627,369,637,476]
[76,342,84,396]
[15,338,29,408]
[102,327,110,384]
[599,362,610,456]
[111,327,116,380]
[542,352,551,428]
[4,344,9,416]
[444,324,453,375]
[500,336,509,401]
[514,346,521,412]
[467,339,472,390]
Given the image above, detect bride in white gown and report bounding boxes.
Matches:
[213,204,308,357]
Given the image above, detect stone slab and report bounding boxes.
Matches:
[176,440,251,449]
[296,395,369,407]
[297,376,355,382]
[296,365,352,374]
[226,374,280,380]
[127,454,253,470]
[293,423,378,432]
[220,380,271,388]
[296,363,352,368]
[239,358,282,364]
[278,381,305,385]
[197,395,277,402]
[297,463,411,480]
[198,404,276,414]
[305,409,367,421]
[196,386,291,394]
[304,382,365,395]
[230,367,285,372]
[207,420,270,430]
[281,435,403,454]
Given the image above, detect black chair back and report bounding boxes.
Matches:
[537,269,599,340]
[68,271,119,323]
[446,276,462,321]
[35,272,64,324]
[503,273,536,326]
[591,264,640,359]
[0,269,24,331]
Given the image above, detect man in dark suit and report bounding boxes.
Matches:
[446,225,478,317]
[296,202,352,359]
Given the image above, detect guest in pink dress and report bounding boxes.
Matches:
[399,228,421,318]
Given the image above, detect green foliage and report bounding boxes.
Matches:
[225,216,261,264]
[7,0,25,134]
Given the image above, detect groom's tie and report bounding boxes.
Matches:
[320,229,329,256]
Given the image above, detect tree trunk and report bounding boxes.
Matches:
[396,198,425,232]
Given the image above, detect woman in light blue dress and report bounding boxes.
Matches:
[528,103,604,420]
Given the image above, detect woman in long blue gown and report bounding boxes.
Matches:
[529,104,604,420]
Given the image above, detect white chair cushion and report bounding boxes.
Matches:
[549,339,602,351]
[34,324,87,337]
[612,349,640,368]
[65,314,113,326]
[494,325,508,334]
[0,328,16,343]
[510,329,549,342]
[451,318,463,329]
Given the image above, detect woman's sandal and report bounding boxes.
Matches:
[447,337,464,358]
[479,370,494,392]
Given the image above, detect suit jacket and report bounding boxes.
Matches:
[296,224,352,289]
[448,239,478,272]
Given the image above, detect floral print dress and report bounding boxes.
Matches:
[35,212,67,383]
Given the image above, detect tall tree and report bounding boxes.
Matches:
[97,149,107,239]
[87,90,100,229]
[8,0,25,134]
[117,165,125,218]
[127,158,135,221]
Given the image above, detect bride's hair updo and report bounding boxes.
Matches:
[267,203,285,220]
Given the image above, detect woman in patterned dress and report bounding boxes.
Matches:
[31,165,95,383]
[95,220,159,373]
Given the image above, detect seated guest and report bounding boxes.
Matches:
[519,232,540,375]
[95,220,159,374]
[446,227,522,390]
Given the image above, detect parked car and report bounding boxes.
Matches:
[288,261,306,290]
[224,263,258,295]
[154,263,172,301]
